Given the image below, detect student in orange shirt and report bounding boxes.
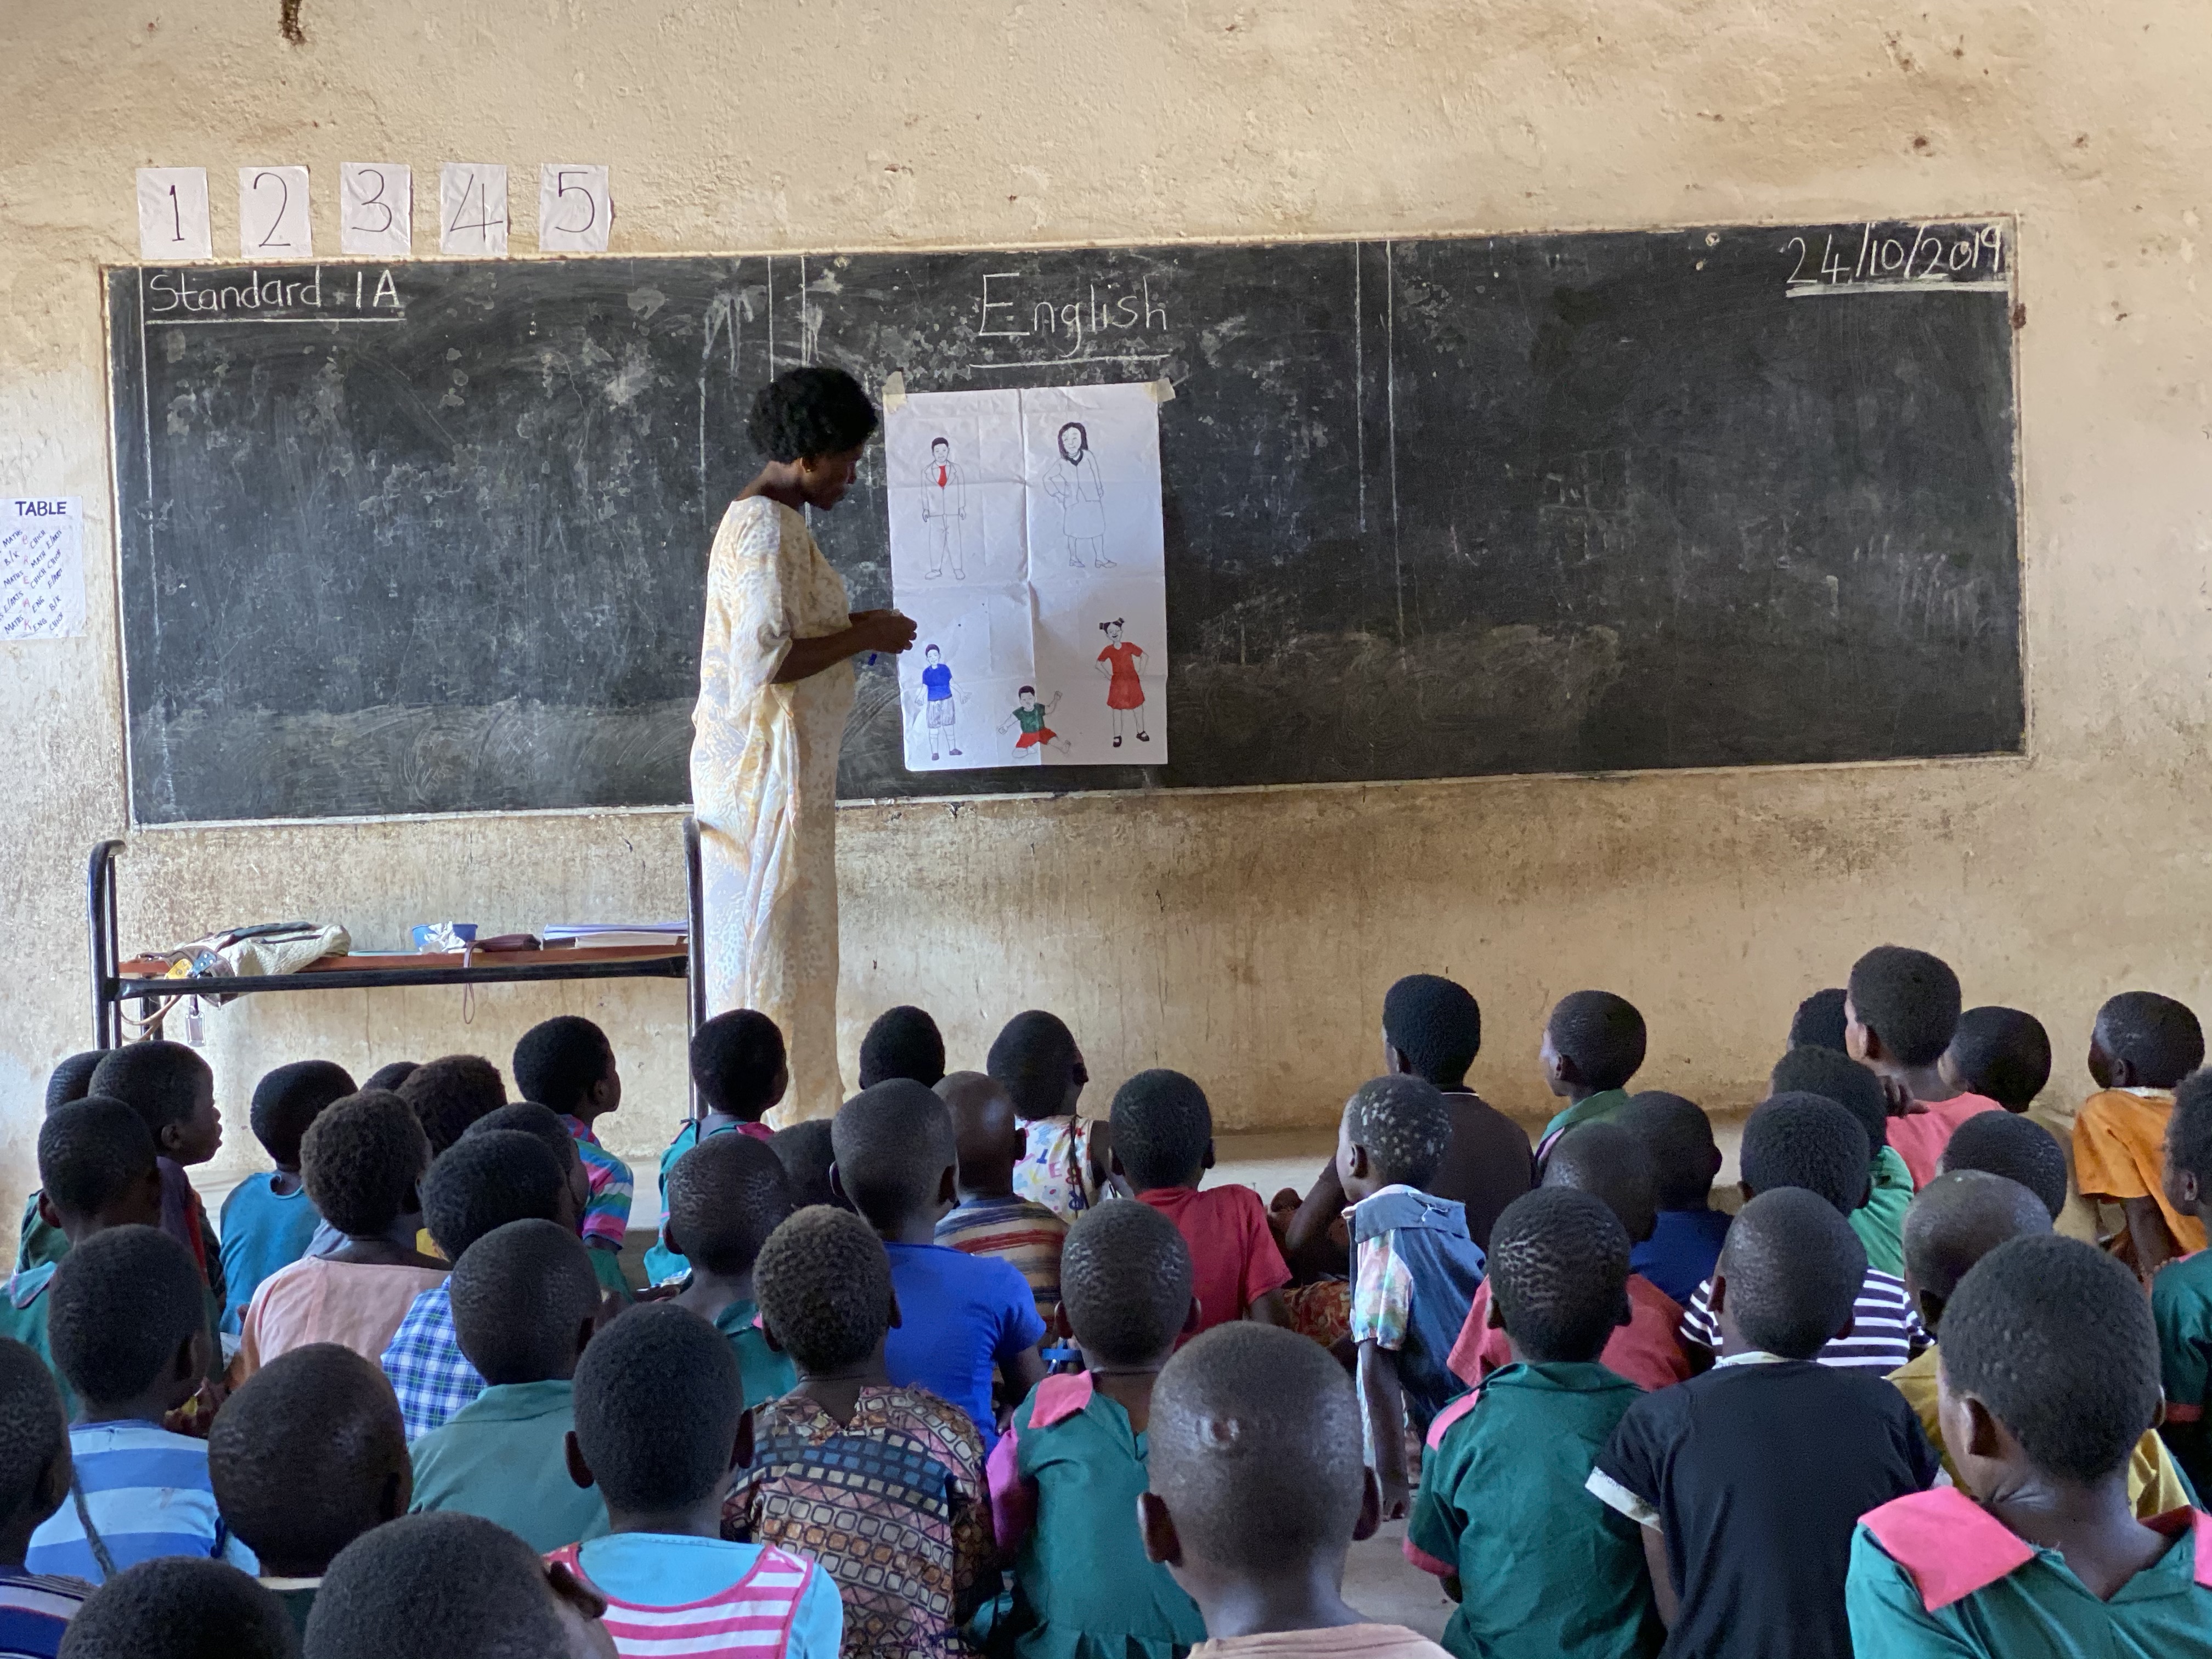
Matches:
[2074,991,2207,1279]
[1844,946,2000,1188]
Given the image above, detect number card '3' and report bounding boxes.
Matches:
[538,165,611,253]
[340,164,413,256]
[439,163,509,256]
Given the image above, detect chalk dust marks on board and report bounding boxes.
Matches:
[699,287,753,529]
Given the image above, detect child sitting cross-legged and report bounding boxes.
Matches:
[1448,1121,1690,1396]
[207,1343,413,1640]
[1138,1323,1451,1658]
[515,1018,634,1300]
[934,1071,1069,1333]
[1848,1233,2212,1654]
[1893,1171,2190,1519]
[1611,1092,1729,1307]
[29,1226,256,1582]
[832,1080,1046,1452]
[54,1557,295,1659]
[1333,1077,1487,1516]
[1535,992,1648,1167]
[407,1220,609,1553]
[989,1012,1109,1222]
[0,1338,89,1655]
[1589,1189,1938,1659]
[988,1201,1206,1659]
[727,1205,992,1659]
[554,1302,842,1659]
[2075,991,2207,1278]
[1115,1071,1290,1340]
[1409,1188,1663,1659]
[2154,1070,2212,1500]
[220,1060,355,1335]
[861,1005,948,1090]
[1939,1110,2069,1221]
[1771,1044,1912,1278]
[234,1091,448,1380]
[664,1133,799,1407]
[644,1010,787,1288]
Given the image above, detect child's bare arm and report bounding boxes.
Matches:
[2124,1197,2181,1278]
[1640,1526,1678,1627]
[1358,1340,1412,1519]
[1003,1342,1048,1404]
[1245,1288,1288,1327]
[1282,1159,1352,1278]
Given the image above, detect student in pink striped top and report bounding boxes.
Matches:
[554,1304,840,1659]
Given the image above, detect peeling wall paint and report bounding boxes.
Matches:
[5,1,2211,1220]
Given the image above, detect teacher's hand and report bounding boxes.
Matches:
[850,609,919,654]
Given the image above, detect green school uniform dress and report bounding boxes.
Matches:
[1849,1147,1914,1279]
[712,1298,798,1409]
[14,1196,65,1278]
[258,1578,319,1643]
[1847,1486,2212,1657]
[990,1372,1206,1659]
[0,1263,69,1415]
[2153,1249,2212,1498]
[1537,1091,1633,1165]
[1407,1361,1663,1659]
[407,1379,609,1553]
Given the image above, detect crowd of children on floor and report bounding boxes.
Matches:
[1,940,2208,1657]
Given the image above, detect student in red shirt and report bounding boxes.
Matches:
[1111,1071,1289,1335]
[1845,946,2001,1188]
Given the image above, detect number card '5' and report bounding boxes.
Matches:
[538,165,612,253]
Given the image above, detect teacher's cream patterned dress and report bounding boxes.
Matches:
[691,497,855,1121]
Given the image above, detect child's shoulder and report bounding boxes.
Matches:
[870,1385,988,1471]
[2154,1250,2212,1307]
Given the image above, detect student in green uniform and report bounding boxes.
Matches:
[1,1098,165,1406]
[665,1132,799,1407]
[643,1011,788,1287]
[1408,1187,1662,1659]
[1848,1233,2212,1656]
[407,1220,608,1553]
[1536,993,1647,1167]
[1771,1045,1912,1279]
[13,1053,104,1278]
[991,1200,1206,1659]
[208,1342,413,1641]
[2153,1069,2212,1497]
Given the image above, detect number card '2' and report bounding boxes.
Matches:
[439,163,509,256]
[538,165,611,253]
[238,166,313,258]
[340,164,413,256]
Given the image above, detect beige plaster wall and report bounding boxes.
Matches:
[4,0,2209,1219]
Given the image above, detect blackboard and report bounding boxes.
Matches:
[108,221,2022,822]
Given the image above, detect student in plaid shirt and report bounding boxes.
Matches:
[514,1018,636,1297]
[381,1116,579,1440]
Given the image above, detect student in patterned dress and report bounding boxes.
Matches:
[727,1206,992,1659]
[989,1012,1110,1222]
[515,1018,636,1301]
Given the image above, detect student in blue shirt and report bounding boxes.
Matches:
[832,1080,1047,1453]
[1612,1092,1730,1307]
[27,1226,256,1582]
[219,1060,354,1335]
[555,1303,842,1658]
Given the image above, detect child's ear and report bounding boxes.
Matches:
[1485,1292,1506,1331]
[1960,1395,2004,1459]
[565,1429,595,1491]
[1914,1289,1945,1332]
[381,1461,413,1522]
[34,1193,60,1233]
[28,1442,71,1531]
[1736,1180,1755,1207]
[573,1314,595,1361]
[1181,1295,1203,1338]
[1136,1492,1183,1567]
[760,1318,786,1356]
[1612,1288,1634,1329]
[887,1285,904,1330]
[729,1409,755,1473]
[662,1220,686,1259]
[1347,1144,1374,1183]
[1013,1126,1028,1162]
[1707,1272,1728,1321]
[2111,1056,2141,1089]
[1201,1139,1216,1172]
[938,1164,958,1206]
[1351,1466,1383,1543]
[1831,1310,1857,1344]
[827,1163,848,1206]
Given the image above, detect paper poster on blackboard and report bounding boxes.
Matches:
[2,498,84,641]
[886,383,1169,769]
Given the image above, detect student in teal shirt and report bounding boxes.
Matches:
[1536,993,1647,1167]
[1408,1187,1662,1659]
[221,1060,354,1334]
[643,1009,788,1286]
[408,1219,608,1553]
[2154,1074,2212,1497]
[664,1133,799,1407]
[1848,1234,2211,1657]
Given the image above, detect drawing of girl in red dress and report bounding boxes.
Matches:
[1095,618,1149,748]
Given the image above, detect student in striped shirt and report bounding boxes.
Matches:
[1677,1093,1928,1375]
[554,1304,840,1658]
[26,1227,256,1582]
[0,1339,88,1658]
[933,1071,1069,1330]
[516,1018,637,1300]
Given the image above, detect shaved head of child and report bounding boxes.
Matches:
[1769,1046,1890,1152]
[665,1132,792,1277]
[860,1006,946,1090]
[1943,1007,2052,1111]
[1900,1170,2050,1333]
[986,1011,1086,1121]
[1615,1092,1722,1211]
[450,1220,600,1386]
[1381,975,1482,1089]
[1790,989,1849,1053]
[1542,992,1646,1098]
[1337,1076,1453,1198]
[1712,1188,1865,1359]
[832,1080,957,1233]
[1062,1201,1193,1368]
[1113,1070,1214,1194]
[2166,1070,2212,1225]
[936,1071,1022,1200]
[88,1040,220,1166]
[2090,992,2205,1091]
[769,1120,838,1210]
[1939,1111,2068,1222]
[1846,946,1962,1071]
[1486,1188,1633,1364]
[60,1559,295,1659]
[1540,1121,1657,1245]
[248,1060,356,1172]
[1739,1093,1871,1213]
[754,1206,895,1375]
[397,1057,507,1158]
[690,1010,788,1124]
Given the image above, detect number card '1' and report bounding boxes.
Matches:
[538,165,612,253]
[239,166,313,258]
[136,168,212,261]
[440,163,509,256]
[340,163,413,256]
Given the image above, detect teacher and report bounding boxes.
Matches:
[691,366,916,1120]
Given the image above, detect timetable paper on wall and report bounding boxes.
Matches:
[1,498,84,640]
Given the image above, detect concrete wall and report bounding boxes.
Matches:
[5,0,2209,1217]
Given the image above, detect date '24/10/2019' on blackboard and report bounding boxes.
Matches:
[1784,219,2008,296]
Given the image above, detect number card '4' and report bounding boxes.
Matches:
[538,165,611,253]
[439,163,509,256]
[136,168,211,260]
[239,166,313,258]
[340,164,412,256]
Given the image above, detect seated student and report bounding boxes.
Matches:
[397,1054,508,1159]
[831,1080,1046,1451]
[555,1304,842,1659]
[1942,1006,2052,1113]
[642,1011,786,1288]
[1848,1234,2212,1655]
[0,1339,90,1655]
[2074,990,2208,1278]
[1612,1092,1729,1306]
[1410,1189,1663,1659]
[380,1127,574,1441]
[1590,1190,1938,1659]
[1790,988,1850,1053]
[1891,1171,2190,1519]
[1450,1122,1690,1395]
[1114,1071,1290,1344]
[467,1102,595,1227]
[1676,1094,1926,1375]
[1939,1110,2069,1221]
[54,1558,295,1659]
[769,1119,838,1209]
[29,1227,256,1581]
[1844,945,2000,1187]
[729,1205,992,1659]
[861,1005,948,1090]
[1138,1323,1451,1658]
[361,1060,419,1093]
[207,1343,413,1640]
[3,1101,163,1403]
[664,1135,799,1406]
[933,1071,1068,1330]
[14,1053,106,1279]
[303,1509,618,1659]
[514,1019,633,1299]
[407,1220,608,1553]
[221,1060,354,1335]
[2152,1070,2212,1500]
[1772,1044,1912,1277]
[989,1203,1207,1659]
[1536,992,1647,1167]
[234,1092,448,1379]
[85,1043,225,1309]
[989,1011,1109,1221]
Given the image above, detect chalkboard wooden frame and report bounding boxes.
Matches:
[105,218,2023,825]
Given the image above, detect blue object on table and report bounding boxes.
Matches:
[410,923,479,953]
